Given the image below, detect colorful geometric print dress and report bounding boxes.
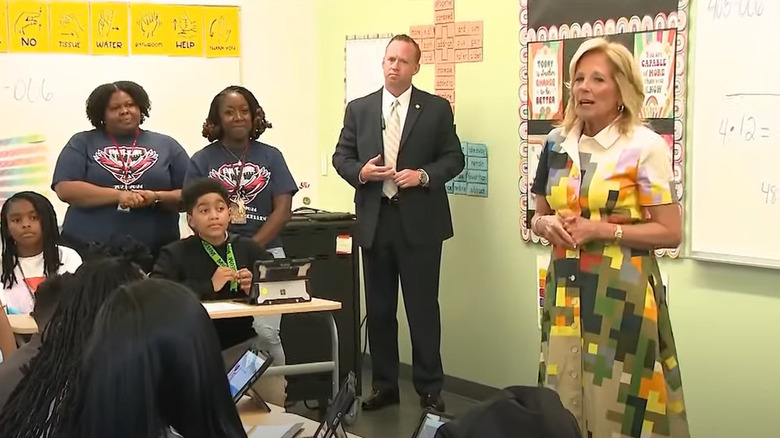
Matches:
[531,123,690,438]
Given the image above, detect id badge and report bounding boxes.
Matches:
[229,198,247,224]
[117,185,131,212]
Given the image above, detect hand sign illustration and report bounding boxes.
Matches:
[59,14,84,37]
[209,16,231,42]
[97,8,119,38]
[14,8,42,36]
[173,13,197,38]
[139,12,160,38]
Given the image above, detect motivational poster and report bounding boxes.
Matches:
[528,41,563,120]
[634,30,676,119]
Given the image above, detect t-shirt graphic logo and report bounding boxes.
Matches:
[210,162,271,203]
[94,146,159,185]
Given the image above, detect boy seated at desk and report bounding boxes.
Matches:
[151,178,273,357]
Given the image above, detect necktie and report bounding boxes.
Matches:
[383,99,400,198]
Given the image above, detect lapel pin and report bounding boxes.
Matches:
[415,104,421,109]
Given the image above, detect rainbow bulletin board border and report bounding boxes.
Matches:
[0,134,49,203]
[518,0,689,258]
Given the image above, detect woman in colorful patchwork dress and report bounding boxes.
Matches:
[530,38,689,438]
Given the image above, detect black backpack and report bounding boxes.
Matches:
[435,386,582,438]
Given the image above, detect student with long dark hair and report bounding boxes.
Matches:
[1,191,81,315]
[0,257,146,437]
[0,273,73,409]
[57,279,247,438]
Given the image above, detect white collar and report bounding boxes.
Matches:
[560,120,622,168]
[382,85,412,110]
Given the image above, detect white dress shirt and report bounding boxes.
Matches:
[382,86,412,137]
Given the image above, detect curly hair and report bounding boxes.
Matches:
[86,81,151,130]
[201,86,272,142]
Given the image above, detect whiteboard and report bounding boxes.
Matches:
[689,1,780,268]
[345,36,391,105]
[0,53,240,226]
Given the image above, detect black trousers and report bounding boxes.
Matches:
[362,202,444,396]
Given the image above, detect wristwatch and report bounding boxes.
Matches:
[418,169,430,187]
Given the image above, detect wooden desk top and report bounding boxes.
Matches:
[238,398,362,437]
[8,314,37,335]
[206,298,342,320]
[9,298,342,335]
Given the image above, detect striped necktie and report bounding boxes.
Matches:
[383,99,400,198]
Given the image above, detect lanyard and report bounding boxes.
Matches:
[222,143,250,198]
[17,262,36,305]
[201,240,238,292]
[108,129,141,189]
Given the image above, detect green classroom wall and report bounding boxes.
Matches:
[304,0,777,436]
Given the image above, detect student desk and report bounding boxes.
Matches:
[8,298,344,399]
[238,398,363,437]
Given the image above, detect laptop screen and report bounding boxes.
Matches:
[413,411,451,438]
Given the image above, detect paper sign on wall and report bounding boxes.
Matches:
[634,29,676,119]
[49,1,89,54]
[528,41,563,120]
[446,141,488,197]
[0,0,7,52]
[90,2,129,55]
[9,0,50,53]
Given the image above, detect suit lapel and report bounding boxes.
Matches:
[400,87,423,149]
[368,90,384,157]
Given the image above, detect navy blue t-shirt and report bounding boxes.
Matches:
[184,140,298,249]
[51,129,190,256]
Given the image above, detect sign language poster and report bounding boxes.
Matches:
[634,30,676,119]
[528,41,563,120]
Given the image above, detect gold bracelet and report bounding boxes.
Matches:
[613,224,623,242]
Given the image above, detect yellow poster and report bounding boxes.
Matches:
[204,6,239,58]
[9,0,49,53]
[130,3,169,55]
[167,5,203,56]
[0,0,9,52]
[91,2,128,55]
[50,1,88,54]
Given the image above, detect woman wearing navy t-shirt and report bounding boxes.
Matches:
[52,81,189,270]
[185,85,298,404]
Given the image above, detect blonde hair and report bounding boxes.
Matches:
[559,38,645,136]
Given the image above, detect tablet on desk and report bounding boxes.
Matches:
[412,409,455,438]
[227,348,274,404]
[299,371,358,438]
[250,258,314,305]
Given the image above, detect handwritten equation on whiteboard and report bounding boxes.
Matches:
[707,0,766,20]
[0,77,54,103]
[718,93,780,147]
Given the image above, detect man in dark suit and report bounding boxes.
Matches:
[332,34,464,412]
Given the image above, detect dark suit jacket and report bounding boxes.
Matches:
[332,87,465,248]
